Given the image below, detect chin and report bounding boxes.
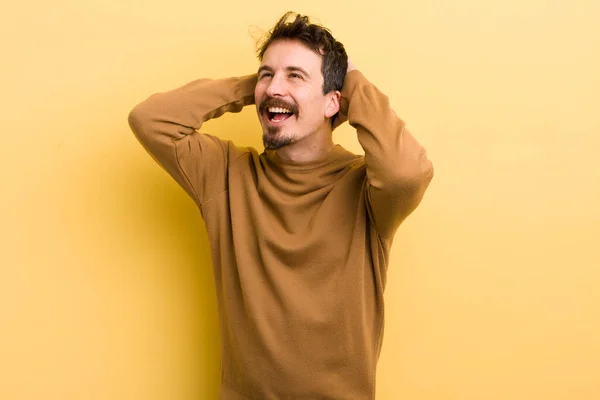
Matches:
[263,127,297,150]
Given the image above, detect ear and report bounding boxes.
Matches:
[324,90,341,119]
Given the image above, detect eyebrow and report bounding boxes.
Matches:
[258,65,311,78]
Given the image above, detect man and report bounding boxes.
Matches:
[128,11,433,400]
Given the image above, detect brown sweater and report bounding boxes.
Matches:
[128,70,433,399]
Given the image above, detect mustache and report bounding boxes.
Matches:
[259,97,299,116]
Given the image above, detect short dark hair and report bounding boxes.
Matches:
[256,12,348,95]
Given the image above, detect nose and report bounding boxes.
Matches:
[265,75,287,97]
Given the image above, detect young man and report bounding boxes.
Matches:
[128,11,433,400]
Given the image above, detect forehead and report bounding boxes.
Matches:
[261,40,323,74]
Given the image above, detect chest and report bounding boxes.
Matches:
[227,164,369,266]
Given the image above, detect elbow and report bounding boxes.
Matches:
[391,156,434,193]
[411,159,434,195]
[421,158,434,187]
[127,90,166,133]
[407,145,434,189]
[393,160,434,213]
[370,156,434,194]
[127,101,153,141]
[375,161,434,217]
[128,100,147,128]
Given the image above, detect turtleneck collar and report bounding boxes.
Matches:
[257,145,362,196]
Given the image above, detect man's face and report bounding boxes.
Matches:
[255,39,337,150]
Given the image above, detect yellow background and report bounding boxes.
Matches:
[1,1,599,399]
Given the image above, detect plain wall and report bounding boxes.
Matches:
[1,1,599,399]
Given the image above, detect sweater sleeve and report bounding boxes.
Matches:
[337,70,434,239]
[127,74,258,205]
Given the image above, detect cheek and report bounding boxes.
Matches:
[254,83,268,102]
[254,88,262,104]
[301,99,325,119]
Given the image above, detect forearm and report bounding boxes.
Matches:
[339,70,434,237]
[127,74,257,205]
[128,74,257,144]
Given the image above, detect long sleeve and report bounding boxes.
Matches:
[127,74,258,205]
[337,70,434,239]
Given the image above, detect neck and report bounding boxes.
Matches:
[276,127,335,163]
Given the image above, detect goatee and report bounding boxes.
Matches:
[263,126,295,150]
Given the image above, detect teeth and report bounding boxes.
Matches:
[268,107,292,114]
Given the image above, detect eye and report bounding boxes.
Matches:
[259,72,273,79]
[289,73,302,79]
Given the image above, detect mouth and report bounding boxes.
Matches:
[265,106,295,125]
[259,97,299,126]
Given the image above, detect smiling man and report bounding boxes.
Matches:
[128,11,434,400]
[255,38,341,159]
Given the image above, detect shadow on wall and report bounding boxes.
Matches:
[105,143,224,398]
[74,107,263,397]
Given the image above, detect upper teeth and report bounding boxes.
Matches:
[268,107,292,114]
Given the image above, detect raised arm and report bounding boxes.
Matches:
[337,68,434,239]
[127,74,257,205]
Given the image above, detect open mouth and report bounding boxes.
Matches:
[266,106,294,124]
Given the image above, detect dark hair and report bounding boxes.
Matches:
[256,12,348,95]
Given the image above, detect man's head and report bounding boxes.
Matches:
[255,12,348,150]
